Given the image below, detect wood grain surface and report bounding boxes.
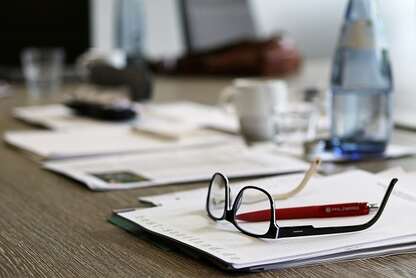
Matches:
[1,62,416,277]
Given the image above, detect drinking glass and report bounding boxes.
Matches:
[273,103,319,146]
[21,48,64,100]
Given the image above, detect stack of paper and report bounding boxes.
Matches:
[10,101,312,192]
[6,101,243,161]
[112,170,416,271]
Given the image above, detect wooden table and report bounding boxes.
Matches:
[1,60,416,277]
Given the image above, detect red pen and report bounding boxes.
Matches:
[236,202,378,222]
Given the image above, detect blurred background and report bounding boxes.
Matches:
[96,0,415,59]
[2,0,415,59]
[1,0,416,112]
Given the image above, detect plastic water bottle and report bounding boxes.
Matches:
[330,0,393,155]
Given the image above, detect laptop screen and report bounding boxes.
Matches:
[179,0,256,52]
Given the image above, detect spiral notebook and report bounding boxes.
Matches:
[110,170,416,271]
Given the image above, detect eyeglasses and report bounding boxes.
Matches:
[206,166,398,239]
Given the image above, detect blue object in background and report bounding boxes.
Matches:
[330,0,393,156]
[116,0,145,59]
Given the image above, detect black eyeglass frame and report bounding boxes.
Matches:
[206,172,398,239]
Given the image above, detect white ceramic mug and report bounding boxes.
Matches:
[220,79,288,142]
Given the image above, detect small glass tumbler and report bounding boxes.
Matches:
[21,48,64,100]
[273,103,319,147]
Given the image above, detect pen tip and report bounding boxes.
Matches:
[368,203,379,209]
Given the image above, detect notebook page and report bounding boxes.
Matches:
[44,144,309,190]
[117,170,416,269]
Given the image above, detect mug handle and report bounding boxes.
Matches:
[218,85,236,114]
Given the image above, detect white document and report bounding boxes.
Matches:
[44,145,309,191]
[13,101,239,133]
[142,101,239,133]
[115,170,416,271]
[4,127,237,160]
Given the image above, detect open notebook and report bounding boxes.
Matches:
[44,144,308,191]
[110,170,416,271]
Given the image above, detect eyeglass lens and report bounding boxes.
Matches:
[234,188,272,236]
[208,173,227,219]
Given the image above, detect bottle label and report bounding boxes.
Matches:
[341,20,377,49]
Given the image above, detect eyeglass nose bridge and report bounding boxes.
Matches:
[225,209,235,222]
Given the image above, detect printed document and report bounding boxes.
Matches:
[44,145,309,190]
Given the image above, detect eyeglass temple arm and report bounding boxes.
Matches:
[229,159,321,203]
[273,158,321,200]
[241,159,320,204]
[277,178,398,238]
